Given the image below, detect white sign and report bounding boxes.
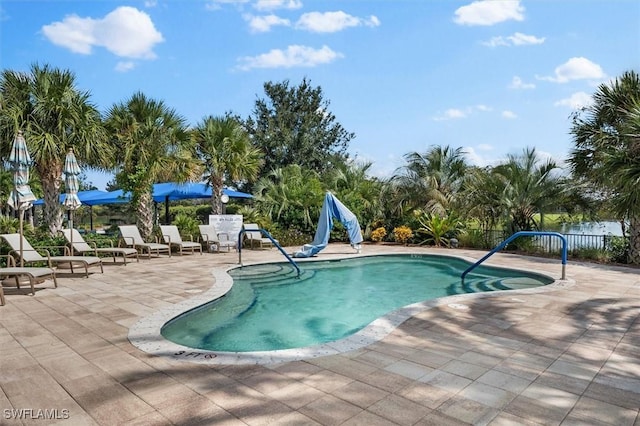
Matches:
[209,215,243,242]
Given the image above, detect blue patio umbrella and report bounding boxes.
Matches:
[7,131,37,266]
[62,148,81,244]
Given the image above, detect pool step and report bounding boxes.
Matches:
[447,276,543,295]
[231,265,315,287]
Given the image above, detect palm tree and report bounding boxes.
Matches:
[391,145,468,217]
[192,115,263,215]
[492,147,564,234]
[568,70,640,263]
[105,92,200,240]
[0,64,110,234]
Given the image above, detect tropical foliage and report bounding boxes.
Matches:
[193,114,263,215]
[0,64,110,234]
[105,92,200,240]
[568,70,640,264]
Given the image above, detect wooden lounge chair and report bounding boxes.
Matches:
[0,255,58,305]
[199,224,237,253]
[118,225,171,259]
[243,223,277,249]
[160,225,202,255]
[0,233,103,277]
[62,229,139,265]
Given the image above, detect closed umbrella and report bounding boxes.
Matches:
[62,148,81,248]
[7,131,37,267]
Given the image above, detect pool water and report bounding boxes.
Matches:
[161,254,553,352]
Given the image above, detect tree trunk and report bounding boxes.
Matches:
[629,214,640,264]
[39,162,63,235]
[136,191,154,241]
[210,176,223,216]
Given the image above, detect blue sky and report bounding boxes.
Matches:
[2,0,639,190]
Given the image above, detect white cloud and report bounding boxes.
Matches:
[245,14,290,32]
[41,6,163,59]
[464,147,502,167]
[538,57,606,83]
[502,110,517,119]
[206,0,249,11]
[144,0,157,7]
[483,32,544,47]
[454,0,524,26]
[477,144,494,151]
[115,61,136,72]
[296,11,380,33]
[433,105,492,121]
[554,91,593,109]
[254,0,302,11]
[236,44,342,70]
[433,108,467,121]
[509,76,535,89]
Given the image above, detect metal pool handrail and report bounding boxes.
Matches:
[238,228,301,278]
[461,231,568,281]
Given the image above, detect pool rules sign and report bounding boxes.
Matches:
[209,215,243,244]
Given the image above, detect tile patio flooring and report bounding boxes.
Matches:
[0,244,638,425]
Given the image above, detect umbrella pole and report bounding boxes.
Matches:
[69,210,73,253]
[19,209,24,267]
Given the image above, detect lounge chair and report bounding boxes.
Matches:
[199,224,237,253]
[61,229,139,265]
[243,223,277,249]
[0,233,103,277]
[118,225,171,259]
[0,254,58,305]
[160,225,202,255]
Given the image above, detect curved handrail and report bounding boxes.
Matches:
[237,229,301,278]
[461,231,567,281]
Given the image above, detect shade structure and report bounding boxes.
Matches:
[7,131,37,266]
[81,183,252,205]
[62,148,81,245]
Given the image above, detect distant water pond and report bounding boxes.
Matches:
[558,221,623,236]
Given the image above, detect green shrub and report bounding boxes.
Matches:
[606,236,630,264]
[172,213,201,239]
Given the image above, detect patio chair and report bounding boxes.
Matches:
[61,229,139,265]
[243,223,277,249]
[0,255,57,305]
[118,225,171,259]
[198,224,237,253]
[160,225,202,255]
[0,233,103,277]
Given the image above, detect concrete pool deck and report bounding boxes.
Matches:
[0,244,638,425]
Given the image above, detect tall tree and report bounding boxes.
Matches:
[390,145,468,216]
[0,64,110,234]
[568,70,640,264]
[245,78,354,176]
[491,147,565,233]
[105,92,200,240]
[193,115,263,215]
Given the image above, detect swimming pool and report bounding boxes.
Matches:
[161,254,553,352]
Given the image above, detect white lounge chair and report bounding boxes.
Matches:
[243,223,277,249]
[0,255,57,305]
[198,224,237,253]
[62,229,139,265]
[118,225,171,259]
[0,233,103,277]
[160,225,202,255]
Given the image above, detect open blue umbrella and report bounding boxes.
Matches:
[7,131,37,266]
[62,148,81,245]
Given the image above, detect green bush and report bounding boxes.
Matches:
[606,236,630,264]
[270,228,312,247]
[172,213,201,239]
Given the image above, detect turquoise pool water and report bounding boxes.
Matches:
[161,254,553,352]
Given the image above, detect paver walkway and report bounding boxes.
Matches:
[0,244,638,425]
